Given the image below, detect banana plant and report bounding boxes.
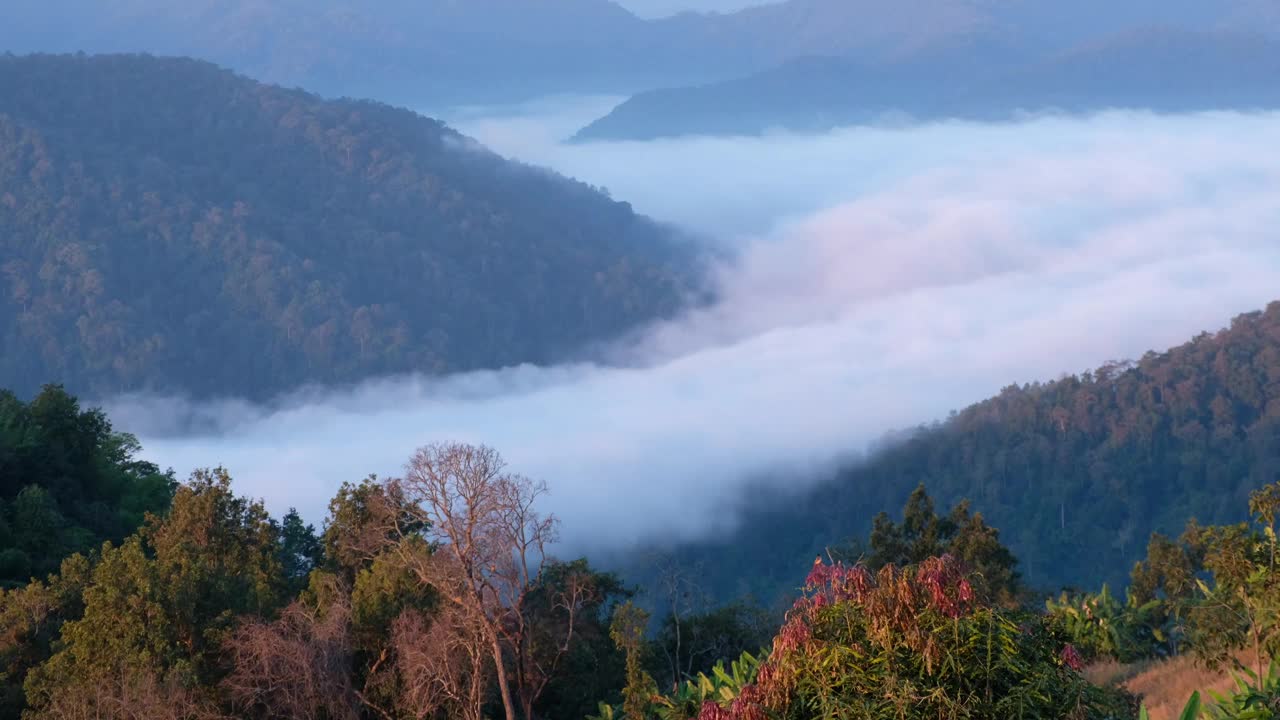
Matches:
[1203,661,1280,719]
[588,652,762,720]
[1047,584,1168,662]
[645,652,762,720]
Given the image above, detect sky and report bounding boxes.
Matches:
[616,0,768,18]
[106,106,1280,555]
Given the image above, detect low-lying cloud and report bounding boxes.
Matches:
[107,110,1280,553]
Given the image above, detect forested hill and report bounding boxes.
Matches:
[574,28,1280,141]
[0,54,695,401]
[646,302,1280,604]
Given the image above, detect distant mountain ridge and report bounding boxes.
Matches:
[5,0,1273,107]
[0,53,696,400]
[574,27,1280,140]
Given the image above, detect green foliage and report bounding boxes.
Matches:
[834,484,1023,606]
[347,555,437,654]
[277,507,322,593]
[526,560,632,720]
[1046,584,1170,663]
[591,651,760,720]
[0,554,91,719]
[1162,664,1280,720]
[1130,530,1202,607]
[20,469,288,718]
[0,53,696,401]
[1202,662,1280,719]
[0,384,173,588]
[652,652,760,720]
[610,601,659,720]
[1181,482,1280,677]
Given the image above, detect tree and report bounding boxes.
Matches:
[520,559,628,720]
[836,484,1022,605]
[21,469,287,718]
[1187,482,1280,680]
[358,442,582,720]
[223,582,359,720]
[391,599,490,720]
[654,602,772,687]
[0,385,173,588]
[0,554,92,719]
[609,602,658,720]
[278,507,323,593]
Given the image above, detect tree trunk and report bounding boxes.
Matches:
[491,635,518,720]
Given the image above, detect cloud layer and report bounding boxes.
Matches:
[107,110,1280,553]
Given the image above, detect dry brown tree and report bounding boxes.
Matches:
[360,442,588,720]
[223,583,359,720]
[391,602,490,720]
[31,670,227,720]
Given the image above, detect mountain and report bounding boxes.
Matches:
[574,28,1280,140]
[0,0,997,106]
[0,0,678,106]
[0,54,696,401]
[646,0,995,65]
[629,302,1280,605]
[7,0,1267,108]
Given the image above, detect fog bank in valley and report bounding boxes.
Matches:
[107,109,1280,552]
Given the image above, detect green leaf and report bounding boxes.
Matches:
[1179,691,1201,720]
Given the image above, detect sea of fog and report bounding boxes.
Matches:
[107,103,1280,552]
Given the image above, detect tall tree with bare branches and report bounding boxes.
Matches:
[360,442,588,720]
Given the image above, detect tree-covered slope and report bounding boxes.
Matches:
[647,301,1280,603]
[0,54,696,400]
[574,28,1280,141]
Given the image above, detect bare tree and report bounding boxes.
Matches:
[392,604,489,720]
[31,670,227,720]
[223,586,359,720]
[651,554,709,690]
[363,442,574,720]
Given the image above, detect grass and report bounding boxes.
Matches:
[1084,651,1259,720]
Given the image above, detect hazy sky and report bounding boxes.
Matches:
[617,0,767,18]
[108,108,1280,555]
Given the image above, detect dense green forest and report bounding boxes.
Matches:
[0,53,696,400]
[650,302,1280,604]
[5,386,1278,719]
[0,385,173,587]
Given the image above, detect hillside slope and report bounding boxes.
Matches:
[0,54,695,400]
[575,28,1280,140]
[5,0,1270,107]
[639,302,1280,603]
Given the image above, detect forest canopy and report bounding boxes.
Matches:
[0,53,697,401]
[0,384,173,588]
[648,301,1280,603]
